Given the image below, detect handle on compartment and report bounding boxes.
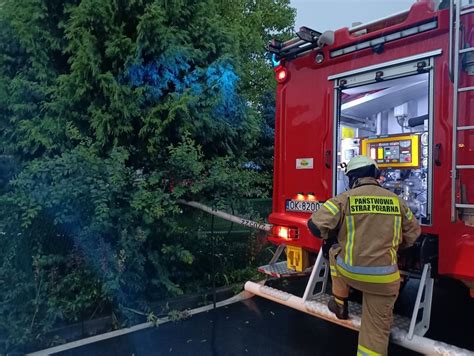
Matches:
[325,150,331,168]
[435,143,442,166]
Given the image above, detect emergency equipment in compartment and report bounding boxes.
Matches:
[245,0,474,354]
[360,134,421,168]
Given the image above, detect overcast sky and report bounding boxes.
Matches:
[290,0,417,32]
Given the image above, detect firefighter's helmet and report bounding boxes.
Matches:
[345,155,378,176]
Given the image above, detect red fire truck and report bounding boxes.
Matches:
[244,0,474,353]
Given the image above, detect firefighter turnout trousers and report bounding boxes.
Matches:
[330,246,399,356]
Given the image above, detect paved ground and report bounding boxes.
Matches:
[57,278,473,356]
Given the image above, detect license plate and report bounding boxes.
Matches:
[285,200,322,213]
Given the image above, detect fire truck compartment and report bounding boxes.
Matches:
[335,71,433,225]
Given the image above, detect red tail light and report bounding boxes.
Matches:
[272,226,299,240]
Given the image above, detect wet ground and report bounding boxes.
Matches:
[57,278,474,356]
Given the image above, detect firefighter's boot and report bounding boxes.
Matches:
[328,296,349,320]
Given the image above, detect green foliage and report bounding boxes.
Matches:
[167,309,191,322]
[0,0,294,352]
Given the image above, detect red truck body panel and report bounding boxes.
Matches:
[269,0,474,282]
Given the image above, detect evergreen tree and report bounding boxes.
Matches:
[0,0,294,351]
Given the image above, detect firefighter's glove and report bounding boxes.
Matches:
[307,219,321,238]
[322,236,338,259]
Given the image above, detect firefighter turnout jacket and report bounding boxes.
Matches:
[309,177,421,286]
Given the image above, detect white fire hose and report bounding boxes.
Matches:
[177,199,272,232]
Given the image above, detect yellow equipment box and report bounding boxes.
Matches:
[287,245,309,272]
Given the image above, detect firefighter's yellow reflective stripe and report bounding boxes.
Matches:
[323,200,339,216]
[349,195,400,215]
[391,215,401,263]
[335,297,344,305]
[330,265,337,277]
[392,215,401,246]
[337,257,398,274]
[336,264,400,284]
[357,344,383,356]
[406,208,414,221]
[390,248,397,264]
[344,216,355,265]
[336,264,400,283]
[396,215,401,244]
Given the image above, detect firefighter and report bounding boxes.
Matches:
[307,155,420,356]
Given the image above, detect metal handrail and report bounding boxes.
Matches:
[451,0,461,222]
[449,0,454,82]
[349,9,410,33]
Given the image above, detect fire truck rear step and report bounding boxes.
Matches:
[257,244,313,278]
[258,261,312,278]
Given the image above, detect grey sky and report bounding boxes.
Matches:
[290,0,417,32]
